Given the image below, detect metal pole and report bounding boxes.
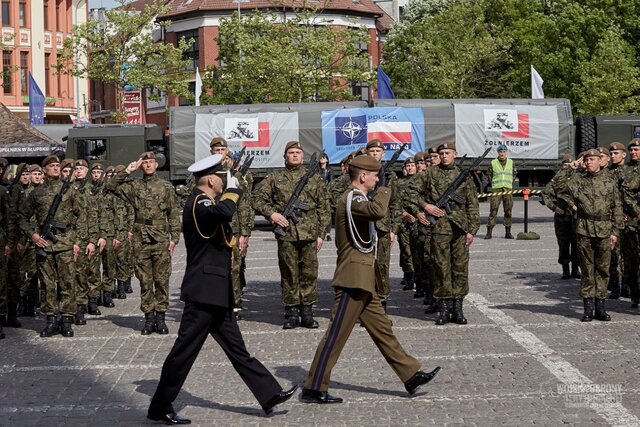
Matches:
[523,188,530,233]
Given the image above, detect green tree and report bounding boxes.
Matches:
[202,10,373,104]
[56,0,193,122]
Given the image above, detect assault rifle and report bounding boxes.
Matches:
[274,152,319,237]
[417,147,491,235]
[238,155,254,177]
[378,143,407,187]
[35,176,75,259]
[231,146,246,173]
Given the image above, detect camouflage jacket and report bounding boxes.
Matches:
[6,182,28,246]
[405,162,480,236]
[540,168,574,214]
[19,178,88,251]
[327,174,350,213]
[73,179,101,245]
[252,165,330,241]
[374,172,401,234]
[106,171,181,245]
[618,162,640,225]
[560,169,623,238]
[397,174,417,230]
[232,170,254,237]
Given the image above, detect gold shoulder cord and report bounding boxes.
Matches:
[192,193,237,248]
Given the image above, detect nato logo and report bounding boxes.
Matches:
[335,115,367,146]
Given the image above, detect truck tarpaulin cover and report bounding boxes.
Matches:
[454,104,559,159]
[321,107,425,163]
[195,112,299,167]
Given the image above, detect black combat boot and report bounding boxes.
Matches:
[155,311,169,334]
[505,226,514,239]
[300,304,319,329]
[102,291,115,308]
[484,226,493,239]
[141,312,155,335]
[6,303,21,328]
[124,278,133,294]
[570,263,581,279]
[581,298,594,322]
[0,324,4,339]
[594,299,611,321]
[401,272,414,291]
[75,305,87,326]
[116,281,127,299]
[452,298,468,325]
[609,277,621,299]
[283,306,300,330]
[61,316,74,337]
[40,315,61,337]
[87,297,101,315]
[435,299,450,326]
[424,298,438,315]
[561,264,571,280]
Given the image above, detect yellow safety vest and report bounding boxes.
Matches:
[491,158,513,189]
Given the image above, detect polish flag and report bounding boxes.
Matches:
[244,121,270,148]
[367,121,412,143]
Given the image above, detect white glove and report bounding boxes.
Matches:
[226,170,239,190]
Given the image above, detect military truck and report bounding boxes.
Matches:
[575,115,640,152]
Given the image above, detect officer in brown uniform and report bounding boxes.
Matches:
[301,155,440,404]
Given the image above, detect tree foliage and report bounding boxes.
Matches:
[56,0,193,122]
[201,10,373,104]
[384,0,640,115]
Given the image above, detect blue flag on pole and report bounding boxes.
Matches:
[377,66,395,99]
[29,73,45,125]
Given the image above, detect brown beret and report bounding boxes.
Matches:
[561,154,575,163]
[29,164,42,173]
[60,159,75,170]
[596,147,610,156]
[105,165,115,173]
[578,151,586,159]
[428,147,438,155]
[209,137,228,148]
[350,155,381,172]
[437,142,456,152]
[609,142,626,152]
[139,151,156,160]
[366,139,384,150]
[628,138,640,148]
[414,152,425,161]
[583,149,600,158]
[17,162,28,173]
[91,163,104,171]
[0,158,8,167]
[75,159,88,168]
[42,155,60,167]
[285,141,303,152]
[115,164,126,173]
[351,147,367,159]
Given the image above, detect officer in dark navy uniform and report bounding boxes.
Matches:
[147,154,297,424]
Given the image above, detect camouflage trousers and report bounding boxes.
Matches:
[554,215,578,266]
[18,246,38,297]
[621,226,639,299]
[397,224,414,275]
[114,239,133,281]
[101,240,115,293]
[75,252,90,305]
[276,239,318,306]
[411,226,435,297]
[576,234,610,299]
[487,193,513,228]
[375,231,391,302]
[87,249,103,298]
[232,244,248,306]
[431,229,469,299]
[37,250,76,316]
[134,240,172,314]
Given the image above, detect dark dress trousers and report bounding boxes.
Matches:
[149,188,282,414]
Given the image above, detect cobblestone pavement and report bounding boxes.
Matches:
[1,201,640,426]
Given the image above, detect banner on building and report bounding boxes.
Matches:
[194,112,299,168]
[321,107,425,163]
[123,89,144,124]
[454,104,559,159]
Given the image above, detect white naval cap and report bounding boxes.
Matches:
[188,154,226,177]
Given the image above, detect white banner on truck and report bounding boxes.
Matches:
[454,104,559,159]
[195,112,299,168]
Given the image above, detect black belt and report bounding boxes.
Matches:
[578,212,609,221]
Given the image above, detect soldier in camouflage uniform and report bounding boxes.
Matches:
[19,165,43,314]
[397,157,416,292]
[540,154,579,280]
[416,150,427,172]
[0,158,15,336]
[99,165,117,308]
[406,151,427,297]
[112,164,135,299]
[559,149,623,322]
[366,140,401,309]
[407,142,480,325]
[19,155,92,338]
[605,142,627,298]
[619,139,640,308]
[252,141,330,329]
[84,163,108,316]
[107,152,181,335]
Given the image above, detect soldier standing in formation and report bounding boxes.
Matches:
[397,156,416,292]
[605,142,627,298]
[0,158,14,338]
[252,141,330,329]
[107,152,181,335]
[619,139,640,308]
[112,164,135,299]
[485,144,515,239]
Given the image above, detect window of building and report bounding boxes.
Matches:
[44,0,49,30]
[20,51,28,95]
[1,1,10,26]
[45,53,51,96]
[2,51,12,94]
[351,82,369,101]
[177,29,199,70]
[18,0,27,27]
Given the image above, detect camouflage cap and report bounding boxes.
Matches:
[91,163,105,171]
[0,158,8,167]
[561,154,575,163]
[366,139,384,150]
[285,141,303,152]
[42,155,60,167]
[75,159,88,168]
[209,136,228,148]
[436,141,456,152]
[403,156,415,167]
[583,149,600,158]
[628,138,640,149]
[609,142,626,152]
[29,164,42,173]
[414,151,425,162]
[139,151,156,161]
[350,155,381,172]
[596,146,610,157]
[60,159,75,170]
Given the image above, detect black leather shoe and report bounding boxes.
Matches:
[262,385,298,415]
[300,388,343,404]
[147,411,191,425]
[404,367,441,395]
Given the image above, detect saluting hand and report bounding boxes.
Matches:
[126,158,144,174]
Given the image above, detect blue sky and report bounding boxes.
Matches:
[88,0,120,9]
